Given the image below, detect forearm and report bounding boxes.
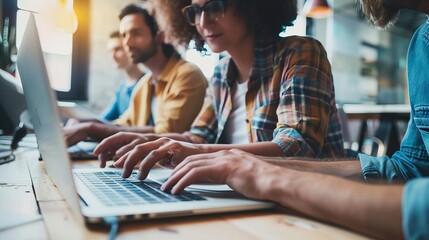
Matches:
[202,142,284,156]
[260,157,363,180]
[103,125,195,138]
[83,123,120,140]
[157,133,195,142]
[84,124,155,140]
[266,169,403,239]
[116,125,155,134]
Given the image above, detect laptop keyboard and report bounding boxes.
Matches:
[75,171,205,206]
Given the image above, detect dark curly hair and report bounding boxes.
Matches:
[149,0,297,51]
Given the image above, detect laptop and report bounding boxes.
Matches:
[59,101,106,160]
[68,141,99,160]
[58,101,101,121]
[0,66,95,159]
[17,13,273,226]
[0,68,27,134]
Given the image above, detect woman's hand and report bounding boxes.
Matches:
[63,122,93,146]
[112,137,206,179]
[93,132,156,168]
[161,149,283,200]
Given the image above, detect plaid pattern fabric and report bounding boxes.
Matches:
[189,36,344,158]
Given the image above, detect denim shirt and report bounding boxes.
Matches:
[358,20,429,239]
[359,21,429,182]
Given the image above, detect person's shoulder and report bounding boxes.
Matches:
[413,21,429,41]
[114,81,127,91]
[132,73,151,91]
[279,36,324,50]
[417,20,429,32]
[168,57,207,86]
[174,57,204,76]
[275,36,326,58]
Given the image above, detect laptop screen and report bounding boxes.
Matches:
[16,13,84,225]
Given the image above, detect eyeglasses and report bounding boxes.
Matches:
[181,0,226,26]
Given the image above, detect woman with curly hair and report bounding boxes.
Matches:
[94,0,345,178]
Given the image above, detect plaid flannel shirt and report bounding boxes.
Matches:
[187,36,344,158]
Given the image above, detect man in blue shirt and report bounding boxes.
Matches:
[135,1,428,239]
[101,31,144,121]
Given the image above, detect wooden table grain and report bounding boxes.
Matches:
[0,150,370,240]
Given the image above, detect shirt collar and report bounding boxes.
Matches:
[157,52,181,83]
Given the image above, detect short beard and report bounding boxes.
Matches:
[359,0,400,29]
[132,39,157,64]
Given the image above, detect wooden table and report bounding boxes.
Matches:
[0,149,369,240]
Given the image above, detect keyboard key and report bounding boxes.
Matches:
[76,172,206,206]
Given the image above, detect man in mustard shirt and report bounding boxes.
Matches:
[64,4,207,146]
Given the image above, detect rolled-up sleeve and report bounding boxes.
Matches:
[402,178,429,239]
[273,38,339,157]
[358,118,429,182]
[359,151,429,182]
[359,154,402,182]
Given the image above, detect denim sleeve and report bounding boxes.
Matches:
[359,154,400,182]
[402,178,429,240]
[359,151,429,182]
[359,113,429,182]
